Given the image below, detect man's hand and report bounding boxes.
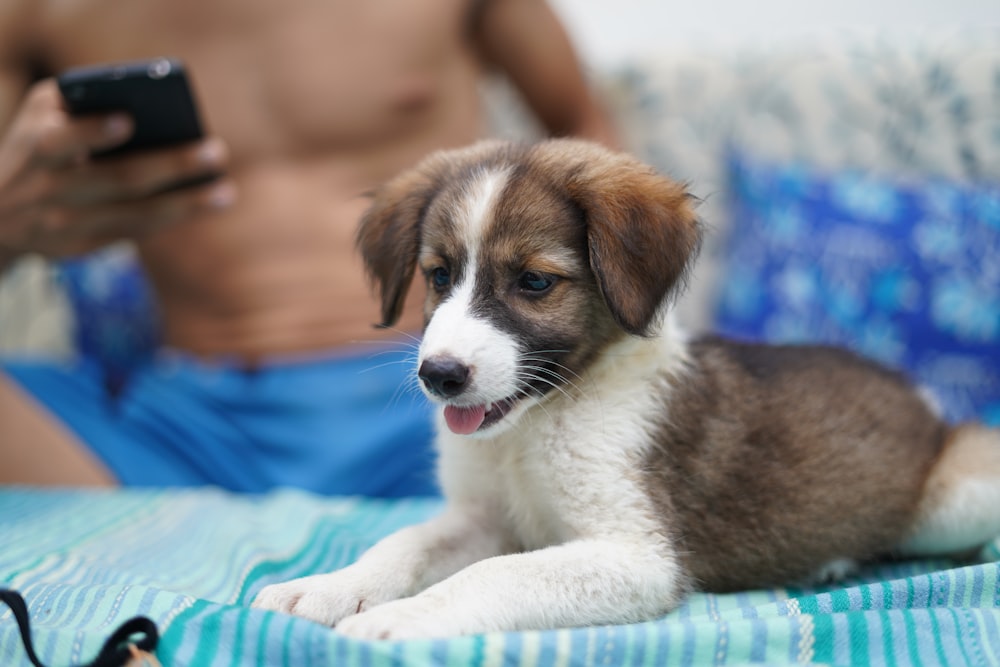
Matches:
[0,79,235,263]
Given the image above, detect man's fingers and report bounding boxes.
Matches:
[34,113,134,167]
[56,138,229,205]
[3,80,235,257]
[19,81,134,167]
[20,178,237,258]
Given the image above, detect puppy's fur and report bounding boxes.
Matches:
[253,139,1000,639]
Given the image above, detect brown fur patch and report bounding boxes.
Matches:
[644,336,947,590]
[525,141,702,336]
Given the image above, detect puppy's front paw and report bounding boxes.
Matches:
[336,597,459,640]
[252,572,379,627]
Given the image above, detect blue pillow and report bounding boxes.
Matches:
[58,248,161,382]
[715,151,1000,425]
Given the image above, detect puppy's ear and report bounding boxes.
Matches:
[356,157,450,329]
[548,141,702,336]
[357,140,510,328]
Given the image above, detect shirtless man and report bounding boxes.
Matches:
[0,0,617,494]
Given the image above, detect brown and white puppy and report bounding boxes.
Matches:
[253,139,1000,639]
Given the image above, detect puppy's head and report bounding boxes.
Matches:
[358,139,701,437]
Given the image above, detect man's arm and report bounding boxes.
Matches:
[0,74,233,275]
[472,0,619,148]
[0,0,36,274]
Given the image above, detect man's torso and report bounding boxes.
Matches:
[34,0,489,359]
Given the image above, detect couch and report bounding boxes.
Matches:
[2,30,998,667]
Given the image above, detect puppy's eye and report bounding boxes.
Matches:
[431,267,451,291]
[518,271,555,293]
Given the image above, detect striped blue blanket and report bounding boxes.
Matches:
[1,487,998,666]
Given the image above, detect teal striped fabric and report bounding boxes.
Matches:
[1,487,998,666]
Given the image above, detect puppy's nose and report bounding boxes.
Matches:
[419,356,470,398]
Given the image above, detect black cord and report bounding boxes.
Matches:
[0,588,158,667]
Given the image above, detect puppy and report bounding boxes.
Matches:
[253,139,1000,639]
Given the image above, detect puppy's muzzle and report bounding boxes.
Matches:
[419,356,470,399]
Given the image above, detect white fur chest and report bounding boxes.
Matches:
[436,332,689,551]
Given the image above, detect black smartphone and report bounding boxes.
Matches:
[57,58,206,158]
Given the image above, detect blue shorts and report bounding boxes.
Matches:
[2,348,438,497]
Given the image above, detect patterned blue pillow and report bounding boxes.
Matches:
[58,247,161,382]
[715,151,1000,425]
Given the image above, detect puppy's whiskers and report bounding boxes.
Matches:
[516,366,576,404]
[518,351,592,402]
[362,325,422,346]
[360,356,420,374]
[345,338,424,415]
[381,371,425,416]
[511,381,557,427]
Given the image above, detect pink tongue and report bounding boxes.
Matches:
[443,404,487,435]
